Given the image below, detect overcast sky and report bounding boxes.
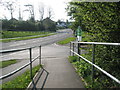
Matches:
[0,0,72,21]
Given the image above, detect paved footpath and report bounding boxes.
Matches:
[29,43,85,89]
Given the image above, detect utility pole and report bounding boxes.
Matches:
[19,4,22,20]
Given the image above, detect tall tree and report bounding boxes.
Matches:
[47,6,54,19]
[18,4,22,20]
[2,1,16,19]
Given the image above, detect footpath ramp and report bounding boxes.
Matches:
[30,44,84,88]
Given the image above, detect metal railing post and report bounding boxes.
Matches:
[78,42,80,61]
[29,48,36,89]
[70,42,71,56]
[92,44,95,87]
[29,48,32,80]
[73,43,74,56]
[39,46,41,65]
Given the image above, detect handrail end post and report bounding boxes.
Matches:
[39,46,41,65]
[29,48,32,80]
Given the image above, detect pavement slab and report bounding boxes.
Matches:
[30,44,85,89]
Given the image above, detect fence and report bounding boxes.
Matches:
[70,41,120,87]
[0,45,41,87]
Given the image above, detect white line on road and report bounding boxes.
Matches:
[10,43,26,47]
[0,53,17,58]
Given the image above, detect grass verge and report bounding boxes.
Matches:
[57,37,76,45]
[1,65,41,88]
[1,31,52,39]
[0,33,55,42]
[0,59,17,68]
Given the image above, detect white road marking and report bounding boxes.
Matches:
[0,53,17,58]
[10,43,26,47]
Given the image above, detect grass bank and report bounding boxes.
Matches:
[0,59,17,68]
[0,33,55,42]
[1,65,41,88]
[1,31,52,39]
[56,31,91,45]
[57,37,76,45]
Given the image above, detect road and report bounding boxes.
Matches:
[0,29,73,84]
[0,29,73,50]
[0,29,73,61]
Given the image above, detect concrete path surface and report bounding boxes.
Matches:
[29,43,85,89]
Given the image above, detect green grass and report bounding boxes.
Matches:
[57,31,91,45]
[1,65,41,88]
[57,37,76,45]
[0,33,55,42]
[0,59,17,68]
[1,31,52,39]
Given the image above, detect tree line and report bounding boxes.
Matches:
[0,0,57,32]
[2,18,56,32]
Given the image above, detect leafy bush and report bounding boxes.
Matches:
[67,1,120,88]
[68,56,78,63]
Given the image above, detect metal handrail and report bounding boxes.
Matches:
[0,45,41,82]
[71,41,120,46]
[0,55,40,80]
[70,41,120,85]
[71,50,120,84]
[0,45,39,53]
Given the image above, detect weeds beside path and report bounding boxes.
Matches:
[1,65,41,88]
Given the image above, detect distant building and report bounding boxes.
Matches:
[57,22,67,28]
[42,18,56,31]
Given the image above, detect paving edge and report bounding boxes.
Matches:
[27,69,40,89]
[27,64,44,89]
[68,59,87,87]
[74,66,88,87]
[54,43,70,47]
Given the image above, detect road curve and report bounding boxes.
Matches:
[0,29,73,50]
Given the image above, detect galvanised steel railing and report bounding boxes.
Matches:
[70,41,120,86]
[0,45,41,86]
